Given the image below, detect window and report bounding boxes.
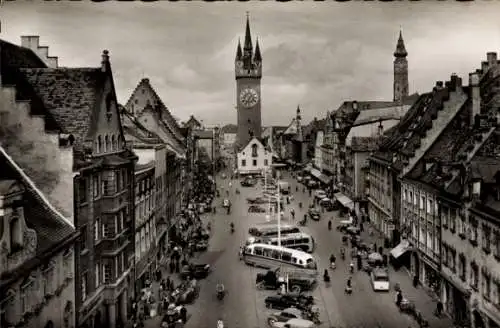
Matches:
[92,175,100,199]
[79,178,88,204]
[111,135,117,151]
[450,209,456,232]
[459,253,466,281]
[420,196,425,210]
[95,262,100,288]
[442,244,449,267]
[251,144,258,157]
[483,224,491,253]
[427,199,433,215]
[264,159,268,166]
[121,252,126,272]
[42,264,54,295]
[21,279,34,314]
[80,227,87,252]
[449,248,456,272]
[9,217,22,253]
[102,224,109,238]
[135,232,140,260]
[97,136,102,153]
[442,207,449,228]
[482,268,491,300]
[94,218,100,241]
[103,263,112,284]
[470,217,478,244]
[81,272,88,301]
[63,249,72,279]
[471,262,479,290]
[104,135,110,152]
[252,159,257,166]
[116,171,122,191]
[106,94,113,114]
[241,159,246,167]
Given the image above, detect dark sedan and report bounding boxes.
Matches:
[308,208,321,221]
[248,205,266,213]
[264,293,314,311]
[241,179,256,187]
[180,263,211,280]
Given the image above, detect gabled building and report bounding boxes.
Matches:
[0,35,136,328]
[221,124,238,147]
[304,117,325,161]
[184,115,202,131]
[401,54,500,328]
[314,127,325,171]
[278,106,307,165]
[236,137,272,175]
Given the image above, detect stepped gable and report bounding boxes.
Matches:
[125,78,185,144]
[0,39,61,131]
[0,146,76,282]
[18,67,105,152]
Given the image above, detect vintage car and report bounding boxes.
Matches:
[246,196,267,204]
[171,281,199,305]
[223,199,231,208]
[241,178,257,187]
[308,208,321,221]
[267,307,303,326]
[180,263,211,280]
[256,268,316,293]
[271,318,317,328]
[195,240,209,251]
[248,205,267,213]
[264,293,314,311]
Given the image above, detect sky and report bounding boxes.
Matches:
[2,2,500,126]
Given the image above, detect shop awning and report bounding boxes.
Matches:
[310,168,322,178]
[334,192,354,210]
[390,240,411,259]
[318,174,331,185]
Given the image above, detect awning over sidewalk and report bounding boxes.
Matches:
[310,168,322,178]
[390,239,412,259]
[318,174,331,185]
[334,192,354,210]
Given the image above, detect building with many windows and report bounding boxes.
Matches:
[133,163,156,294]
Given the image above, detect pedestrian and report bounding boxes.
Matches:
[180,306,187,323]
[290,209,295,220]
[296,186,298,192]
[435,301,443,317]
[413,275,419,288]
[396,290,403,306]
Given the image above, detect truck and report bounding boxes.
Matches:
[278,181,290,194]
[255,266,317,293]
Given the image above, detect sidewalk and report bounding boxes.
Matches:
[359,222,454,328]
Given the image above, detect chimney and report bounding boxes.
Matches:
[481,61,488,73]
[487,52,497,68]
[469,72,480,127]
[352,101,358,111]
[449,73,462,91]
[101,50,109,72]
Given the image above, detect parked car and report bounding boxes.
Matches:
[319,198,338,211]
[308,208,321,221]
[306,180,318,188]
[264,293,314,311]
[180,263,211,280]
[271,318,317,328]
[313,190,327,200]
[370,267,390,291]
[241,178,256,187]
[256,268,316,293]
[248,205,267,213]
[247,196,267,204]
[267,308,303,326]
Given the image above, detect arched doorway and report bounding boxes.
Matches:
[473,310,485,328]
[94,311,102,328]
[45,321,54,328]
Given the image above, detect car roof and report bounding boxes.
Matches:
[285,318,315,325]
[283,308,302,316]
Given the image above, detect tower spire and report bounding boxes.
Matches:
[394,30,407,58]
[254,37,261,62]
[244,12,253,51]
[236,38,242,60]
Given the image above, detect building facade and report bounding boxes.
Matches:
[236,137,272,175]
[314,130,324,171]
[133,163,156,295]
[235,15,262,149]
[320,112,336,177]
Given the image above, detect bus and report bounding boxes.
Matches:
[245,232,315,253]
[248,224,301,238]
[242,243,318,272]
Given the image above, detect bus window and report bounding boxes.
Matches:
[263,249,271,257]
[300,238,309,244]
[254,247,263,256]
[271,250,281,259]
[282,252,292,262]
[306,258,317,269]
[299,259,303,265]
[291,257,298,264]
[244,247,252,254]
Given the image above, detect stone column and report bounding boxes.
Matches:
[120,291,128,324]
[107,302,116,328]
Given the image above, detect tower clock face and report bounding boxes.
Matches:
[239,88,259,108]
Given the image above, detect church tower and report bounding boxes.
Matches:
[393,30,409,103]
[235,13,262,148]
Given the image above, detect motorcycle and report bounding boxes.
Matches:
[217,290,225,301]
[349,263,354,274]
[328,221,332,230]
[323,270,330,284]
[230,227,234,234]
[345,285,352,294]
[299,202,303,209]
[330,262,336,270]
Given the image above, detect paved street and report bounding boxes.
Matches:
[142,172,456,328]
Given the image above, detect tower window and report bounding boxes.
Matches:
[251,144,258,157]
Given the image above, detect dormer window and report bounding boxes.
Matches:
[105,135,110,153]
[97,135,103,154]
[111,135,117,151]
[9,216,22,254]
[251,144,258,157]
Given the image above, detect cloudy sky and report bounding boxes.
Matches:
[2,2,500,125]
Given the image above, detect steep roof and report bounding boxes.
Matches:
[18,67,105,148]
[185,115,202,128]
[121,107,163,145]
[352,105,407,127]
[125,78,185,144]
[0,146,76,283]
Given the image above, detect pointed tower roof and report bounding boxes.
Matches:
[394,30,408,58]
[254,38,262,62]
[244,13,253,51]
[296,105,301,120]
[236,38,242,60]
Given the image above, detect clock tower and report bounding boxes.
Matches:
[235,13,262,148]
[393,30,409,103]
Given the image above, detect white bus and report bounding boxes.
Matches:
[242,243,318,272]
[245,232,315,253]
[248,224,301,238]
